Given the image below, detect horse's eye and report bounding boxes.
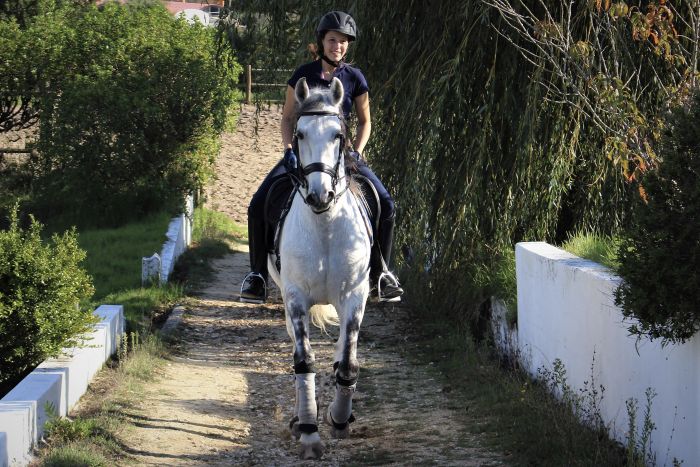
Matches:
[296,132,304,140]
[334,133,342,140]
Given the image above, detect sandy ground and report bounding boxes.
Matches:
[119,104,507,465]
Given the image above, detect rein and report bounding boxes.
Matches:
[290,110,350,213]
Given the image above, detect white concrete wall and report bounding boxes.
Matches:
[0,305,124,467]
[160,195,194,284]
[516,242,699,466]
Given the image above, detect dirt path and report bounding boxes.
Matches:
[122,104,506,465]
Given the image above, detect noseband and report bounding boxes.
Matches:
[290,110,348,210]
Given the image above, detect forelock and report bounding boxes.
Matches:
[296,87,340,115]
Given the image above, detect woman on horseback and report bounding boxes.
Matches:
[240,10,403,304]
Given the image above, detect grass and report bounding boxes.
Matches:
[490,249,517,325]
[75,206,245,330]
[34,205,245,466]
[489,231,620,326]
[170,206,246,291]
[76,211,173,300]
[405,315,628,465]
[38,333,167,466]
[560,231,621,272]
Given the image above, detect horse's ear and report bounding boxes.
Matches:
[330,77,344,108]
[295,77,309,103]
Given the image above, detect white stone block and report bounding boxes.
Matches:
[2,373,63,444]
[0,305,125,466]
[94,304,124,358]
[0,402,33,466]
[141,253,161,286]
[0,432,7,467]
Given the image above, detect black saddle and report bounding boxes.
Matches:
[264,174,379,274]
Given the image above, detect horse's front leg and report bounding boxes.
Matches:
[326,296,365,439]
[286,290,323,459]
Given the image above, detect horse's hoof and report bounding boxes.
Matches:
[323,405,351,439]
[299,432,323,459]
[288,415,301,440]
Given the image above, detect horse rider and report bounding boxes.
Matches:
[240,10,403,304]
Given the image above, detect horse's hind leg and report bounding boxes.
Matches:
[286,293,323,459]
[326,299,365,439]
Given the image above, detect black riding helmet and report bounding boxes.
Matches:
[315,11,357,42]
[316,11,357,67]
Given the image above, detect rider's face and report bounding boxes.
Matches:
[322,31,350,63]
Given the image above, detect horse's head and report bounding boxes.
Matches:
[293,77,346,214]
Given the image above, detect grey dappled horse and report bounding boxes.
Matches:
[267,77,371,459]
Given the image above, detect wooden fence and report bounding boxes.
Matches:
[244,64,293,104]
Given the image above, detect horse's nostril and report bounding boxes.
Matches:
[327,191,335,202]
[306,191,320,206]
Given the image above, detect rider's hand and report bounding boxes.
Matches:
[284,147,298,172]
[349,150,362,162]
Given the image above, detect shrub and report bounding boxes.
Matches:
[615,89,700,343]
[33,2,240,227]
[0,209,95,391]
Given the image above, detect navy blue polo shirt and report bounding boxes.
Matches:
[287,60,369,119]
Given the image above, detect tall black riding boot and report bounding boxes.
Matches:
[371,214,404,302]
[241,215,268,303]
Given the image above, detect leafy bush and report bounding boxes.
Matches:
[0,210,95,392]
[32,2,240,227]
[615,90,700,343]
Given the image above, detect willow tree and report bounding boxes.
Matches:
[223,1,696,330]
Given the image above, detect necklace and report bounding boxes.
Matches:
[321,65,335,80]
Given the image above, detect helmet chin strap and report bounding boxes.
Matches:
[321,54,343,68]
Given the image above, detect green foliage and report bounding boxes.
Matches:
[44,402,101,445]
[0,209,95,391]
[561,231,621,271]
[625,388,658,467]
[75,211,172,299]
[102,285,182,332]
[615,89,700,343]
[192,206,246,244]
[31,2,240,227]
[39,442,109,467]
[238,1,700,334]
[171,207,245,291]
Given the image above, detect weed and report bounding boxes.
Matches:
[37,333,166,466]
[39,441,109,467]
[404,313,627,465]
[626,387,658,467]
[560,231,621,272]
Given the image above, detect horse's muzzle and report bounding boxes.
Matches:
[306,189,335,213]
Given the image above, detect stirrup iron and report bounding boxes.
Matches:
[377,270,402,303]
[240,272,267,304]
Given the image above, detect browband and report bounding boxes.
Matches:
[298,110,340,117]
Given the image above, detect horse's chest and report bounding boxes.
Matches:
[279,212,368,281]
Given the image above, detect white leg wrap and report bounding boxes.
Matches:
[330,383,355,424]
[295,373,317,425]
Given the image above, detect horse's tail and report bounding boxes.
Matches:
[309,304,339,333]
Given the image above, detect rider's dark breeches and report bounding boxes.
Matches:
[247,159,287,280]
[247,158,396,280]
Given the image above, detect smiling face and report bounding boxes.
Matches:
[321,30,350,63]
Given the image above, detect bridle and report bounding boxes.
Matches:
[290,110,349,211]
